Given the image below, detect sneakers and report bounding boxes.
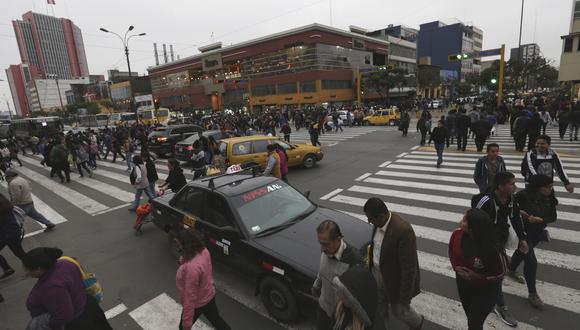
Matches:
[44,224,56,232]
[0,269,15,281]
[528,293,544,309]
[494,305,518,327]
[507,270,525,284]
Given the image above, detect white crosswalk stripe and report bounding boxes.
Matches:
[276,126,397,146]
[317,125,580,329]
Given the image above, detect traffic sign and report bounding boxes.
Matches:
[478,48,502,57]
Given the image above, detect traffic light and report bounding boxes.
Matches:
[448,53,470,62]
[154,98,160,110]
[490,78,498,85]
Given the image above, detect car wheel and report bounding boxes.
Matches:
[302,154,317,169]
[259,277,298,323]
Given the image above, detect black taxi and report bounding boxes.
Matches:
[151,170,372,323]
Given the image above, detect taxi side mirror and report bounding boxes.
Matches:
[303,190,311,198]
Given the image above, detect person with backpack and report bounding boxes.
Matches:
[472,171,527,327]
[87,141,99,170]
[142,151,159,196]
[23,247,112,329]
[50,138,71,184]
[507,175,557,309]
[0,193,27,280]
[399,112,410,137]
[128,155,154,212]
[416,115,429,146]
[448,209,508,330]
[75,143,92,178]
[5,169,55,232]
[521,135,574,193]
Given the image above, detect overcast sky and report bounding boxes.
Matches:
[0,0,574,112]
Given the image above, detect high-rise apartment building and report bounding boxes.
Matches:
[12,11,89,79]
[511,43,541,62]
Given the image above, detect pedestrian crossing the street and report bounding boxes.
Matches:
[276,125,397,146]
[446,125,579,152]
[317,148,580,329]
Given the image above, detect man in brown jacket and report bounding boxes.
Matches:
[364,197,423,329]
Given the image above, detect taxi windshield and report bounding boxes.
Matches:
[232,182,313,235]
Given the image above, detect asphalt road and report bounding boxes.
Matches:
[1,122,579,330]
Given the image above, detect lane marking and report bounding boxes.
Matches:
[319,188,343,201]
[354,173,372,182]
[411,145,420,150]
[332,194,580,272]
[20,156,135,203]
[378,160,392,168]
[410,150,580,162]
[105,303,128,320]
[92,203,132,216]
[15,166,109,215]
[396,152,408,158]
[128,293,211,330]
[403,154,580,168]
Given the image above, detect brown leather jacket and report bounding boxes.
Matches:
[368,212,421,305]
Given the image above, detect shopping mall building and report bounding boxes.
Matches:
[147,23,390,112]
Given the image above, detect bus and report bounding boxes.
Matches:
[121,112,137,124]
[78,114,114,128]
[10,117,63,139]
[138,108,170,125]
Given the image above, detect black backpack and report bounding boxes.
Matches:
[129,166,138,185]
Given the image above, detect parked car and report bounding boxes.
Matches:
[219,135,323,170]
[151,172,371,323]
[147,124,203,157]
[363,108,401,126]
[174,130,237,162]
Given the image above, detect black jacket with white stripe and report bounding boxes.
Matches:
[472,191,526,247]
[521,149,570,185]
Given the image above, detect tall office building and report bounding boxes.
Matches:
[559,0,580,100]
[418,20,483,80]
[12,11,89,79]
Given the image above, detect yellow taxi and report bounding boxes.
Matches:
[363,107,401,126]
[219,135,323,169]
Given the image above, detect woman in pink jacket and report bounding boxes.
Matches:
[176,229,230,330]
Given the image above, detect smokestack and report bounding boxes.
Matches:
[153,43,159,66]
[170,44,175,62]
[162,44,168,64]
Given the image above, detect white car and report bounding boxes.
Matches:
[431,100,442,109]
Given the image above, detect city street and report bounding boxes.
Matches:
[0,123,578,329]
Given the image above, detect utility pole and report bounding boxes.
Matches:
[517,0,525,92]
[49,74,65,112]
[497,44,506,108]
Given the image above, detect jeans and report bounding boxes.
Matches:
[474,135,487,152]
[569,123,579,140]
[178,297,230,330]
[456,277,500,330]
[284,134,290,143]
[0,237,27,271]
[132,187,154,209]
[514,133,527,151]
[18,203,54,226]
[510,239,539,294]
[435,143,445,165]
[126,152,133,170]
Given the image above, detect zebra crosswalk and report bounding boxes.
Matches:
[317,145,580,329]
[276,125,397,146]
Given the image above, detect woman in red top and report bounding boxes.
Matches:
[448,209,508,330]
[176,229,230,330]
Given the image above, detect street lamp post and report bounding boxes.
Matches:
[99,26,146,121]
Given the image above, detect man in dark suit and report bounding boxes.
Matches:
[364,197,423,330]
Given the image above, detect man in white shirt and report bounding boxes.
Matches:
[364,197,423,330]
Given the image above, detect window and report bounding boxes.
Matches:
[252,85,276,96]
[232,142,251,155]
[205,194,234,228]
[173,188,204,218]
[252,140,269,153]
[300,80,316,93]
[575,1,580,18]
[277,82,297,94]
[564,37,573,53]
[321,80,352,90]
